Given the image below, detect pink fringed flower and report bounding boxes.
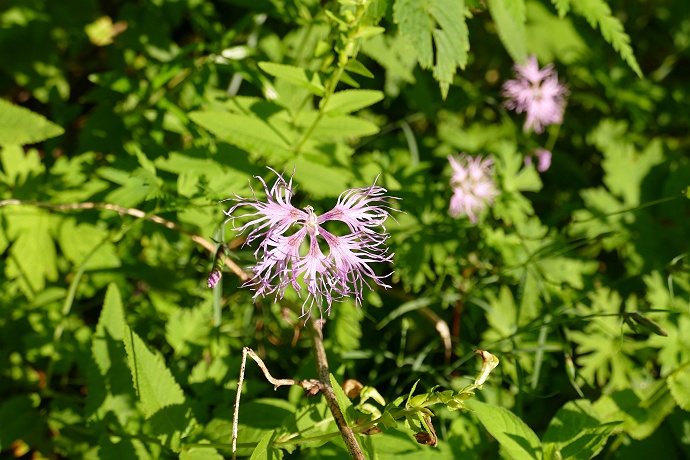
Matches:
[222,169,397,317]
[448,154,499,223]
[524,148,552,172]
[502,56,568,133]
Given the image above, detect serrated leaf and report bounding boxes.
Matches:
[258,62,324,96]
[123,326,186,418]
[123,326,194,450]
[552,0,570,17]
[465,399,542,460]
[87,284,137,425]
[0,98,64,146]
[189,111,294,160]
[487,0,527,62]
[393,0,433,68]
[571,0,642,77]
[321,90,384,115]
[394,0,468,98]
[668,362,690,412]
[345,59,376,78]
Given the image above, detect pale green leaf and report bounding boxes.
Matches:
[292,153,353,198]
[321,89,384,115]
[5,208,58,294]
[181,447,225,460]
[258,62,325,96]
[668,362,690,412]
[551,0,570,17]
[0,98,64,147]
[57,219,120,270]
[295,113,379,139]
[165,303,212,356]
[361,34,417,97]
[0,144,45,187]
[571,0,642,77]
[527,2,586,64]
[465,399,543,460]
[487,0,527,62]
[189,111,294,160]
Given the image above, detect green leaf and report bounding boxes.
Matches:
[258,62,325,96]
[180,446,225,460]
[571,0,643,77]
[593,381,676,440]
[668,362,690,412]
[0,395,48,453]
[123,325,195,450]
[333,302,363,352]
[5,207,58,294]
[0,144,45,187]
[86,284,138,425]
[296,113,379,139]
[542,399,621,460]
[249,431,283,460]
[487,0,527,62]
[57,219,120,270]
[165,303,213,356]
[465,399,542,460]
[189,111,294,160]
[551,0,570,17]
[393,0,469,98]
[0,98,64,146]
[393,0,433,68]
[321,89,384,115]
[330,373,354,425]
[123,326,187,418]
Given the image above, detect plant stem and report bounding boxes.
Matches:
[308,316,364,460]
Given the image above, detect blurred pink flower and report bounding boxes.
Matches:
[524,148,552,172]
[222,169,397,317]
[502,56,568,133]
[448,154,499,223]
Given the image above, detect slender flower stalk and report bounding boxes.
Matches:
[448,154,499,223]
[222,169,397,317]
[502,56,568,133]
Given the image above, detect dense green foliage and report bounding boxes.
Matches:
[1,0,690,458]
